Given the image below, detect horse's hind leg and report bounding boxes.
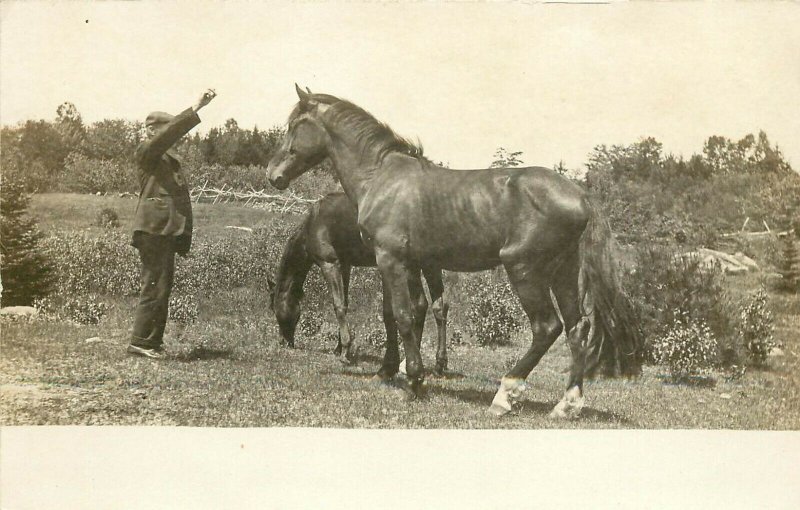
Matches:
[550,270,593,419]
[550,315,590,419]
[424,267,448,376]
[318,261,357,364]
[549,259,589,419]
[489,261,563,416]
[333,264,352,356]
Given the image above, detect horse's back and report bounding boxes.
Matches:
[361,160,589,270]
[309,192,376,267]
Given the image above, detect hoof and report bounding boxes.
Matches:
[338,349,359,366]
[371,373,395,387]
[401,378,427,400]
[549,397,585,420]
[489,377,526,417]
[487,402,512,417]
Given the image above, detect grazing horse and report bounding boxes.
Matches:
[268,191,450,374]
[268,85,642,418]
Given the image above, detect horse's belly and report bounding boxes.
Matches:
[409,233,503,272]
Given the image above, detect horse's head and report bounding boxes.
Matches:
[267,276,300,348]
[267,84,330,190]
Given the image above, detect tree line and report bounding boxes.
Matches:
[1,102,286,193]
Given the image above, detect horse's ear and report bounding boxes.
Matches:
[305,86,312,95]
[295,83,311,104]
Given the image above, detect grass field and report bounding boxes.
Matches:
[1,193,798,429]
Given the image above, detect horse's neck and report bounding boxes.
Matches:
[327,135,380,203]
[275,228,312,301]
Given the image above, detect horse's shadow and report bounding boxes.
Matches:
[425,383,631,424]
[174,346,233,362]
[329,358,630,424]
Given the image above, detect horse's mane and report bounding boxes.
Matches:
[290,93,423,162]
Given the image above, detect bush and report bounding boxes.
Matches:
[365,328,385,348]
[625,244,736,362]
[738,289,777,366]
[62,153,138,193]
[775,234,800,293]
[33,295,109,324]
[0,180,53,306]
[652,313,718,381]
[94,207,120,229]
[40,220,301,301]
[41,230,139,297]
[297,308,323,340]
[464,279,521,347]
[62,295,110,325]
[169,293,200,325]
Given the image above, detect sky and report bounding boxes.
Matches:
[1,1,798,170]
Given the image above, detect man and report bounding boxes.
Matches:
[127,89,217,359]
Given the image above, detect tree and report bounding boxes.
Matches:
[16,120,69,177]
[55,101,86,150]
[490,147,524,168]
[82,119,144,161]
[776,233,799,293]
[0,180,53,306]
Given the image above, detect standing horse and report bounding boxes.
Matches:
[268,85,642,418]
[268,191,450,375]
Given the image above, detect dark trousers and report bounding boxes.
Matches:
[130,233,176,349]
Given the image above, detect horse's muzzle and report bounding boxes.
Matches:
[269,174,289,190]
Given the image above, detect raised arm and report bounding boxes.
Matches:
[135,89,217,170]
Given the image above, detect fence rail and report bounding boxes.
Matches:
[189,181,318,214]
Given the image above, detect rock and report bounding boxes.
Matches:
[719,393,732,399]
[676,249,755,275]
[84,337,103,344]
[0,306,38,317]
[733,252,759,271]
[769,347,785,357]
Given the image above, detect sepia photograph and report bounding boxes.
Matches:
[1,1,799,508]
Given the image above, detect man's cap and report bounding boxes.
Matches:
[145,111,175,127]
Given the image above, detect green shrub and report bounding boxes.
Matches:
[41,220,301,300]
[738,289,777,366]
[33,294,109,325]
[41,230,139,297]
[365,328,385,348]
[169,293,200,325]
[0,180,54,306]
[775,235,800,293]
[652,313,718,381]
[464,280,521,347]
[297,308,323,340]
[62,153,138,193]
[94,207,120,229]
[625,245,736,362]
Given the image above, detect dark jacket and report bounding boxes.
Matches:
[131,108,200,255]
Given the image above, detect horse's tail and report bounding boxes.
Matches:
[577,200,643,378]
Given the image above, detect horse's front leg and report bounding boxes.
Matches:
[376,249,425,398]
[423,267,448,377]
[375,273,400,381]
[318,261,358,364]
[400,268,427,376]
